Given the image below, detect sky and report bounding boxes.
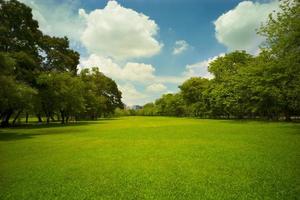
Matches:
[20,0,279,106]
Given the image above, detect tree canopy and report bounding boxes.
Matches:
[0,0,123,126]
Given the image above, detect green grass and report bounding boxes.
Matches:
[0,117,299,199]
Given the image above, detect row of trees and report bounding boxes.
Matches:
[0,0,123,127]
[137,0,300,121]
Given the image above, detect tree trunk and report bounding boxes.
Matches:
[60,110,65,124]
[285,113,292,121]
[1,110,13,127]
[12,110,22,125]
[37,114,43,123]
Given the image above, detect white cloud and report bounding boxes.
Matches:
[80,54,186,85]
[19,0,85,42]
[79,54,156,83]
[80,1,163,60]
[123,63,156,82]
[172,40,189,55]
[214,0,279,53]
[183,53,225,79]
[118,83,148,106]
[146,83,167,93]
[156,76,185,84]
[79,54,123,79]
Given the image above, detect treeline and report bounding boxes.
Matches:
[136,1,300,121]
[0,0,123,127]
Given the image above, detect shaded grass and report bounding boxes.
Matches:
[0,117,299,199]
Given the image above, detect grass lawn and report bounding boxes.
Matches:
[0,117,299,199]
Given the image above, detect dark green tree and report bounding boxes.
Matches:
[179,77,209,117]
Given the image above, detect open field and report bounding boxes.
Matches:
[0,117,299,199]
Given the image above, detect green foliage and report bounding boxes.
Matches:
[138,103,157,116]
[0,0,123,126]
[114,108,131,116]
[258,0,300,119]
[179,77,209,117]
[79,68,123,119]
[155,93,186,117]
[208,51,253,82]
[0,75,37,126]
[139,1,299,120]
[39,35,80,74]
[36,72,85,123]
[0,0,41,54]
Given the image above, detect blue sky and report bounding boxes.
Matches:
[20,0,279,105]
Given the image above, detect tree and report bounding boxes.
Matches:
[37,72,84,124]
[155,93,186,117]
[208,51,253,82]
[0,0,41,126]
[0,0,42,54]
[79,68,123,119]
[179,77,209,117]
[139,103,157,116]
[39,36,79,75]
[258,0,300,120]
[207,51,253,118]
[0,75,36,126]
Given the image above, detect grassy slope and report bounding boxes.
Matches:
[0,117,299,199]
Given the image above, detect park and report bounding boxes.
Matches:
[1,0,299,199]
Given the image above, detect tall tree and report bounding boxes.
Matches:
[258,0,300,120]
[207,51,253,118]
[179,77,209,117]
[79,68,123,119]
[37,72,84,124]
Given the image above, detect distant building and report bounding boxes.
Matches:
[131,105,142,110]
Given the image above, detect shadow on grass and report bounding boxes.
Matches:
[0,132,39,141]
[8,117,120,130]
[0,118,120,141]
[218,119,300,125]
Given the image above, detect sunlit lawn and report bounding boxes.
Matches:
[0,117,299,199]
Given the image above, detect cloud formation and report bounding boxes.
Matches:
[80,54,184,85]
[214,0,279,53]
[79,54,154,83]
[19,0,85,43]
[172,40,189,55]
[123,63,156,83]
[118,83,148,106]
[183,53,225,79]
[146,83,167,93]
[79,1,163,60]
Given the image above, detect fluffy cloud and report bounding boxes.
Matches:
[183,53,225,79]
[146,83,167,93]
[79,54,123,78]
[80,1,163,60]
[19,0,85,43]
[214,0,279,53]
[118,83,148,106]
[123,63,155,82]
[172,40,189,55]
[79,54,156,83]
[80,54,186,85]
